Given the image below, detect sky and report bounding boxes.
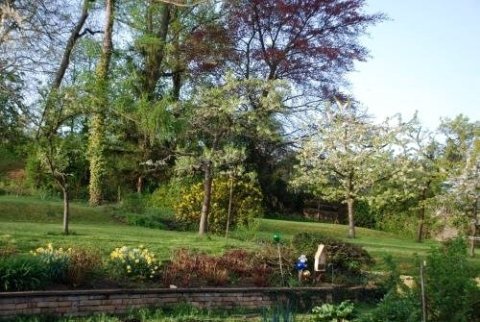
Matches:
[346,0,480,129]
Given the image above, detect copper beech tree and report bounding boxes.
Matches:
[225,0,384,93]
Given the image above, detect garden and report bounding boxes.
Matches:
[2,0,480,320]
[1,195,480,321]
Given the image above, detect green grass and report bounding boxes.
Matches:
[0,195,116,224]
[1,195,479,273]
[0,196,253,258]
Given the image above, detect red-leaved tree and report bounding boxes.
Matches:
[225,0,384,96]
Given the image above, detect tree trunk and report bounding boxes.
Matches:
[416,185,429,243]
[470,222,477,257]
[38,0,91,133]
[141,2,171,97]
[52,0,90,89]
[62,185,70,235]
[225,175,234,239]
[416,206,426,243]
[136,175,144,194]
[88,0,115,206]
[199,162,213,235]
[346,173,356,238]
[88,113,106,205]
[347,197,355,239]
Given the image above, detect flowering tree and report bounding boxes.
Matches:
[448,138,480,220]
[400,120,445,242]
[175,76,287,235]
[292,100,402,238]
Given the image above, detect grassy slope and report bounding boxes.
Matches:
[1,196,478,272]
[0,196,254,258]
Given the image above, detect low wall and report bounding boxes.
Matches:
[0,286,380,319]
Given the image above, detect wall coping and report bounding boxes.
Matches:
[0,285,372,298]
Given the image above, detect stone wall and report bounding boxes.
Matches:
[0,286,380,319]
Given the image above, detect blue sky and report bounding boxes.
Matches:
[347,0,480,129]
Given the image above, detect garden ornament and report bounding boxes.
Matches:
[273,233,284,285]
[314,244,327,272]
[295,254,308,283]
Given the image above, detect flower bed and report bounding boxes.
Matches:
[0,233,375,292]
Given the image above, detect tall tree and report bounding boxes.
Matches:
[120,0,173,193]
[224,0,384,211]
[292,100,402,238]
[87,0,115,205]
[113,1,227,193]
[30,0,96,234]
[37,89,85,235]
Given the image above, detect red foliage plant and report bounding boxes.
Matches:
[161,248,283,288]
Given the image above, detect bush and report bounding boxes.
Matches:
[358,291,420,322]
[361,238,479,322]
[162,249,232,287]
[162,247,295,288]
[108,245,159,280]
[149,179,190,210]
[31,243,70,282]
[174,176,263,234]
[292,232,374,284]
[375,211,418,240]
[0,255,48,291]
[423,238,478,322]
[66,248,102,287]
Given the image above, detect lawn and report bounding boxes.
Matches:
[0,196,254,258]
[1,195,479,273]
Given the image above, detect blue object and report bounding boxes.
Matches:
[295,262,307,271]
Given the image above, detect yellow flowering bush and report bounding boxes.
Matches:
[109,245,159,280]
[31,243,70,281]
[174,176,263,233]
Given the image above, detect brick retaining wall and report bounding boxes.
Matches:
[0,286,380,319]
